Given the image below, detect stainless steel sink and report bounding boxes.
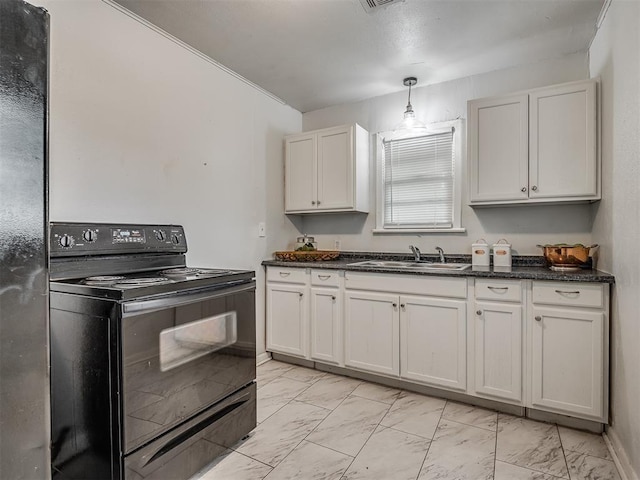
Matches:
[348,260,471,271]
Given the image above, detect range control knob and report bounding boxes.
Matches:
[59,234,73,248]
[155,230,166,241]
[171,234,181,245]
[82,230,97,243]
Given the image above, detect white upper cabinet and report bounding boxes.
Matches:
[285,124,369,213]
[468,79,599,206]
[468,94,529,202]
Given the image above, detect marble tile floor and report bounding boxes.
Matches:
[193,360,620,480]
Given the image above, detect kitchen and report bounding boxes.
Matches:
[1,0,638,479]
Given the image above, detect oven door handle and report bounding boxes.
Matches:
[122,281,256,316]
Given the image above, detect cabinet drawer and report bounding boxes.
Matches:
[266,267,307,284]
[532,281,604,308]
[344,272,467,299]
[475,279,522,303]
[311,270,340,287]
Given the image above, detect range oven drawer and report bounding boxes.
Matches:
[121,282,256,454]
[124,383,256,480]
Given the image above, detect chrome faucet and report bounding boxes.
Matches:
[435,246,445,263]
[409,245,421,262]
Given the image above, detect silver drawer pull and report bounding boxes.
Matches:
[487,286,508,291]
[555,289,580,295]
[318,275,331,280]
[279,272,291,277]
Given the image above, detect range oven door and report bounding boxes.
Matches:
[120,281,256,454]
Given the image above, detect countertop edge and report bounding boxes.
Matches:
[261,259,615,284]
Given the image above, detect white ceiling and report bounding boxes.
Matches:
[112,0,605,113]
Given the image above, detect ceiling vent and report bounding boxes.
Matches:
[358,0,404,13]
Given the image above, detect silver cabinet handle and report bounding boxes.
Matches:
[532,185,538,191]
[318,274,331,280]
[476,310,482,315]
[555,289,580,295]
[535,316,542,321]
[521,187,527,192]
[279,272,290,277]
[487,286,508,291]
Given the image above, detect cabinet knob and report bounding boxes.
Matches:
[521,187,527,192]
[299,293,303,298]
[317,200,321,205]
[311,200,316,205]
[532,185,538,191]
[476,310,482,315]
[331,295,336,300]
[535,316,542,321]
[392,303,397,308]
[400,303,406,309]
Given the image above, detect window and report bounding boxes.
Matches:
[375,119,464,233]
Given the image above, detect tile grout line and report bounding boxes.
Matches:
[556,423,573,480]
[493,412,500,480]
[336,391,395,478]
[413,398,449,480]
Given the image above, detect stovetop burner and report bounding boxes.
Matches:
[161,267,231,276]
[85,275,126,282]
[116,277,172,285]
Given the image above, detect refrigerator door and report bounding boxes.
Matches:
[0,1,50,478]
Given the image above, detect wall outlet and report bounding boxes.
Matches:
[258,222,266,238]
[334,240,341,250]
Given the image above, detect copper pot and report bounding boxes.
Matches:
[537,244,598,266]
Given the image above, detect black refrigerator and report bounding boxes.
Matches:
[0,1,50,478]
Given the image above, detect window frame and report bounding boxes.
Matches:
[374,118,465,234]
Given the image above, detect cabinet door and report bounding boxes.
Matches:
[344,290,399,376]
[474,302,522,402]
[468,94,529,202]
[531,306,603,420]
[529,80,597,199]
[400,295,467,391]
[266,283,308,358]
[317,125,353,210]
[310,287,342,365]
[285,133,317,212]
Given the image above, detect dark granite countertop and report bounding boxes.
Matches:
[262,251,615,284]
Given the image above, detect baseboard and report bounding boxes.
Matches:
[604,428,639,480]
[256,351,272,366]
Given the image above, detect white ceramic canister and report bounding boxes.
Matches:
[472,239,490,267]
[493,239,512,267]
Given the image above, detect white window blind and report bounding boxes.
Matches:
[383,129,454,228]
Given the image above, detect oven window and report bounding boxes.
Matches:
[159,311,237,372]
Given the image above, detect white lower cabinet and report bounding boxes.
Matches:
[473,301,523,402]
[310,287,342,365]
[530,305,604,420]
[529,281,608,422]
[400,295,467,391]
[266,282,308,358]
[265,267,609,424]
[344,290,399,376]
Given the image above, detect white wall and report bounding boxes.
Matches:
[589,1,640,478]
[300,53,595,256]
[36,0,302,359]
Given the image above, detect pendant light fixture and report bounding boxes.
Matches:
[391,76,428,139]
